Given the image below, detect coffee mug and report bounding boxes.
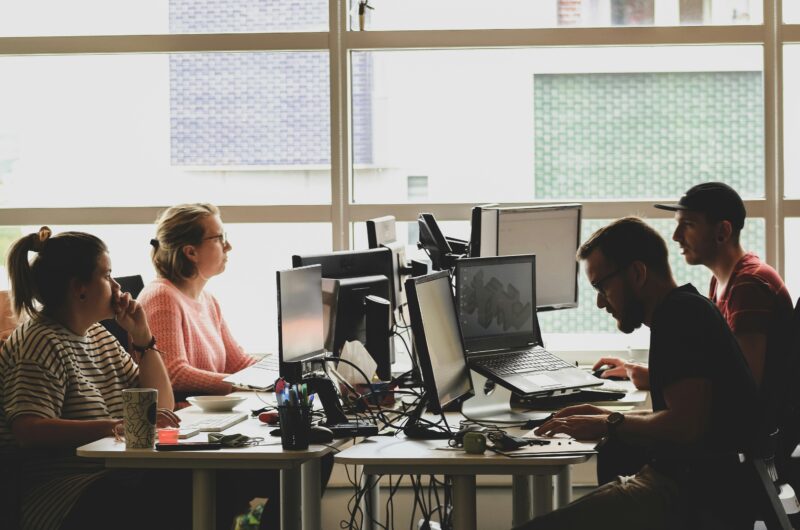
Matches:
[122,388,158,449]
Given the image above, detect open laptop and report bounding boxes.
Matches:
[455,254,600,397]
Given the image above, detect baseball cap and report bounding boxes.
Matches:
[654,182,746,231]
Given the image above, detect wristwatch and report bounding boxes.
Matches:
[605,412,625,438]
[132,335,157,354]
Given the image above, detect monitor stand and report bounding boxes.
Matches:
[461,370,551,424]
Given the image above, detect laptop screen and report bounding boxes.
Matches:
[455,254,540,353]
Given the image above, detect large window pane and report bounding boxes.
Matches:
[784,219,800,300]
[785,45,800,197]
[0,223,332,354]
[352,46,763,204]
[786,0,800,23]
[351,0,760,31]
[0,52,331,207]
[0,0,327,37]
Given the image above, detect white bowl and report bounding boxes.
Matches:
[186,395,246,413]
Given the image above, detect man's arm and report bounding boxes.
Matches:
[734,332,766,388]
[535,377,711,443]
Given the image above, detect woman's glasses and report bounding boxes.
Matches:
[203,232,229,247]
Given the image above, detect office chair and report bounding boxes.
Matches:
[99,275,145,349]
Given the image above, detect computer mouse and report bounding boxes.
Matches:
[308,425,334,444]
[592,364,626,381]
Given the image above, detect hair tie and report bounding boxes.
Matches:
[150,238,160,249]
[30,226,52,253]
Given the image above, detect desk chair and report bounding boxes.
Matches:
[745,430,796,529]
[99,275,144,349]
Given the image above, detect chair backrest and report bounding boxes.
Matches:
[99,275,145,349]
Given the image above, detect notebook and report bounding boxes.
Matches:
[455,254,601,397]
[223,353,280,391]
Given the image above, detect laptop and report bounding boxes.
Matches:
[223,354,280,391]
[455,254,601,397]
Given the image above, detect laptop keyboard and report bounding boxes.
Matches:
[476,346,574,375]
[181,412,248,432]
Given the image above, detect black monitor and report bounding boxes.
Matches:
[469,203,581,311]
[293,248,393,357]
[277,265,327,383]
[417,213,468,271]
[405,270,474,414]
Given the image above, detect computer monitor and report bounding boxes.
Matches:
[277,265,327,382]
[405,270,474,414]
[293,248,393,358]
[469,203,581,311]
[366,215,407,307]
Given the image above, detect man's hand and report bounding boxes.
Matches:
[592,357,628,379]
[623,362,650,390]
[534,414,608,441]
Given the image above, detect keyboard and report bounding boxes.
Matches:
[475,346,574,376]
[181,412,248,432]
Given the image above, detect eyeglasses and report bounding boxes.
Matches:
[591,267,624,299]
[203,232,229,247]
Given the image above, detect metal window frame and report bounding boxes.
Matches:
[0,1,796,276]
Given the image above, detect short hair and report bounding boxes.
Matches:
[6,228,108,318]
[577,217,671,278]
[150,203,220,283]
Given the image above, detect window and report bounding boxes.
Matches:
[351,46,763,204]
[351,0,761,31]
[0,52,331,208]
[0,0,328,37]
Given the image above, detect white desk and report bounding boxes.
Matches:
[335,435,591,530]
[77,406,341,530]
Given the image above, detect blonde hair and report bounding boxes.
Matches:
[6,227,108,318]
[150,203,220,283]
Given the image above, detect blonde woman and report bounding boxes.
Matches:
[139,203,256,398]
[0,228,185,530]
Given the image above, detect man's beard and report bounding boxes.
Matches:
[617,292,645,334]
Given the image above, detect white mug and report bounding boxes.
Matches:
[122,388,158,449]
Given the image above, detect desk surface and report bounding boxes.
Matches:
[336,435,590,472]
[78,397,339,467]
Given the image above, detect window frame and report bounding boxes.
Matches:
[0,1,795,278]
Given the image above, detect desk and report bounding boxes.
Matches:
[77,406,341,530]
[335,436,591,530]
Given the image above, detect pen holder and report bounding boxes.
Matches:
[277,405,312,450]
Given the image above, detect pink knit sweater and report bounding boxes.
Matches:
[138,278,255,394]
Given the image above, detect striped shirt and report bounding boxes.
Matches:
[0,317,139,530]
[138,278,254,394]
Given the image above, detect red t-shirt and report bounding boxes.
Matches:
[709,252,793,336]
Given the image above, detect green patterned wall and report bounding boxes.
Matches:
[533,72,764,199]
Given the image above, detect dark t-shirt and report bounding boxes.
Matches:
[648,284,759,469]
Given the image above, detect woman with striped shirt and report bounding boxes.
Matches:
[0,228,186,530]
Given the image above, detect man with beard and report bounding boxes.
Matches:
[514,217,759,530]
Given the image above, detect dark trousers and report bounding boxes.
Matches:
[596,437,649,485]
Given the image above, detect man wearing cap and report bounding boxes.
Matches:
[596,182,792,389]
